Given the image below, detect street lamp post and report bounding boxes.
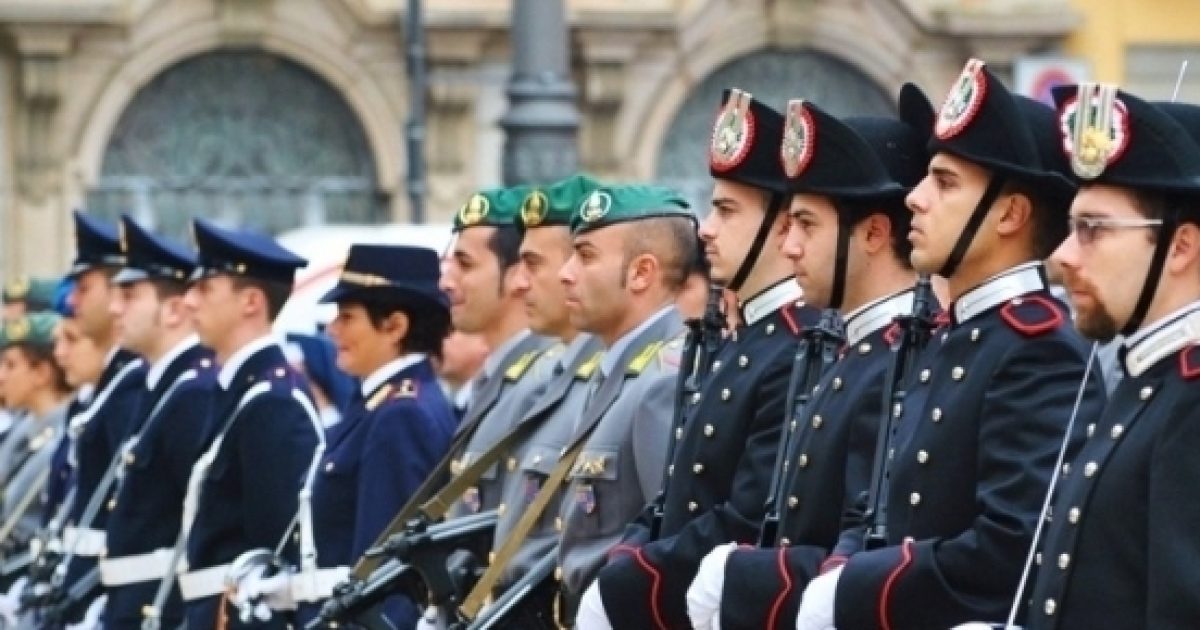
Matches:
[500,0,581,186]
[404,0,427,223]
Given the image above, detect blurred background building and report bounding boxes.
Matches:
[0,0,1195,277]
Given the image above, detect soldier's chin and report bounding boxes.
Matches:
[907,248,942,275]
[1075,307,1120,342]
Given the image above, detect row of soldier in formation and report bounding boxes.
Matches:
[0,55,1195,630]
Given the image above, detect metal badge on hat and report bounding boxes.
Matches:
[1060,82,1130,180]
[5,278,28,299]
[710,88,757,172]
[935,58,988,140]
[458,193,491,226]
[780,99,817,178]
[118,222,129,254]
[521,189,549,227]
[5,318,29,342]
[579,190,612,223]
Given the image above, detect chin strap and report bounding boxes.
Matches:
[828,210,854,311]
[938,174,1008,278]
[1122,208,1179,336]
[728,192,787,293]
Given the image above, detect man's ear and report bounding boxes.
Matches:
[995,191,1033,237]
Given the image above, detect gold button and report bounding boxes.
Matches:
[675,428,684,440]
[893,403,903,418]
[1069,507,1080,524]
[688,501,699,512]
[124,452,136,465]
[917,450,929,464]
[555,517,563,532]
[668,464,675,476]
[1084,461,1098,477]
[691,393,702,404]
[712,361,722,372]
[833,377,843,391]
[970,328,980,341]
[200,359,212,368]
[780,537,791,546]
[787,496,799,508]
[909,492,921,506]
[798,454,809,468]
[1087,423,1096,437]
[790,420,798,432]
[738,355,749,368]
[1062,463,1071,476]
[1035,552,1042,565]
[506,458,517,472]
[766,324,775,335]
[324,461,335,473]
[721,388,731,401]
[693,463,705,474]
[275,368,286,378]
[497,503,507,517]
[931,408,943,422]
[1058,553,1070,569]
[1044,599,1056,615]
[812,415,823,429]
[1140,386,1153,400]
[1110,424,1124,439]
[952,366,965,381]
[919,369,930,383]
[858,343,871,355]
[704,424,715,437]
[107,498,117,511]
[554,566,563,580]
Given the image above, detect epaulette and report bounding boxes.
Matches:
[1180,345,1200,380]
[504,350,541,382]
[626,340,665,376]
[366,383,394,411]
[1000,294,1064,337]
[394,378,418,398]
[576,351,603,380]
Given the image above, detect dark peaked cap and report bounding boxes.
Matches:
[191,218,307,284]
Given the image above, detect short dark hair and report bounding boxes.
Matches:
[147,277,189,300]
[487,225,523,272]
[11,343,70,394]
[622,215,698,292]
[231,276,292,322]
[356,298,450,359]
[1129,188,1200,243]
[835,197,914,268]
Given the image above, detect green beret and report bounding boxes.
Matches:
[454,185,532,232]
[2,311,61,348]
[518,174,605,229]
[3,277,57,307]
[569,184,693,235]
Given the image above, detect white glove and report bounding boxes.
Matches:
[574,582,614,630]
[231,566,296,623]
[795,565,842,630]
[0,577,26,629]
[65,593,106,630]
[415,605,448,630]
[686,542,738,630]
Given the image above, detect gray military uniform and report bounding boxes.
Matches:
[557,306,685,607]
[490,333,604,590]
[449,330,557,517]
[1,404,66,548]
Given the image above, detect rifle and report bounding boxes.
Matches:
[648,285,724,540]
[758,308,844,547]
[306,509,499,629]
[454,547,559,630]
[863,275,937,549]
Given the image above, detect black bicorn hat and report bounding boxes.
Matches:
[70,211,126,276]
[113,215,198,285]
[839,82,935,195]
[928,58,1073,197]
[191,218,307,284]
[1013,94,1081,208]
[1050,85,1200,195]
[779,98,906,200]
[709,88,789,194]
[319,244,450,318]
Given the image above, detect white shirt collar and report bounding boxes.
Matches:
[218,333,283,390]
[480,329,531,382]
[740,278,803,326]
[953,261,1046,324]
[1123,299,1200,377]
[146,334,200,391]
[76,383,96,406]
[600,305,674,379]
[361,354,427,398]
[843,289,915,347]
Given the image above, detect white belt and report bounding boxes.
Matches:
[99,548,174,586]
[290,567,350,603]
[62,526,107,557]
[178,564,231,601]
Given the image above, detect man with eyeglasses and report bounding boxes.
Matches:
[1022,87,1200,629]
[793,59,1107,630]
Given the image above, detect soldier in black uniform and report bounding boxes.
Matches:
[1021,87,1200,629]
[581,89,817,629]
[793,59,1106,630]
[100,216,217,629]
[685,87,933,630]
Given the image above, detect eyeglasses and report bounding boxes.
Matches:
[1068,216,1163,246]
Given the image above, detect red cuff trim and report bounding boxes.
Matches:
[607,543,640,561]
[630,547,669,630]
[878,538,916,630]
[819,555,848,574]
[766,548,795,630]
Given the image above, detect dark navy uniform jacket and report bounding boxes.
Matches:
[830,263,1106,630]
[597,280,819,629]
[1026,303,1200,629]
[295,356,455,628]
[720,290,915,630]
[184,340,321,630]
[103,341,216,628]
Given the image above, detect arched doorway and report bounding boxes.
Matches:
[656,49,894,212]
[86,50,384,240]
